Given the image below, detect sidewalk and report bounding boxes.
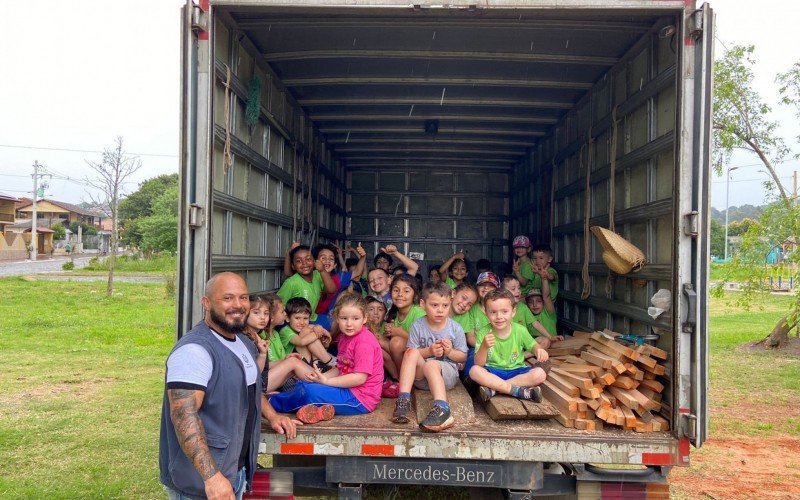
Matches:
[0,254,95,277]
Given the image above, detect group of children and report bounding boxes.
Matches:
[239,235,562,432]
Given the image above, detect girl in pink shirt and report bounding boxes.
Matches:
[269,292,384,422]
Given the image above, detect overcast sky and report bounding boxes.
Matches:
[0,0,798,210]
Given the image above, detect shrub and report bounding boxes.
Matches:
[62,260,75,271]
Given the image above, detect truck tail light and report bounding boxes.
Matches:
[578,481,669,499]
[243,470,294,499]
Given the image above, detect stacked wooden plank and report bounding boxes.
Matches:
[530,331,670,432]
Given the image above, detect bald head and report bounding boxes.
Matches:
[202,272,250,337]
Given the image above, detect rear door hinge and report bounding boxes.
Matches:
[682,283,696,334]
[191,5,208,34]
[687,8,704,41]
[681,413,698,440]
[188,203,204,229]
[683,211,699,237]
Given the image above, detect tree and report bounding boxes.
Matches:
[118,174,179,251]
[51,223,66,241]
[713,47,800,349]
[710,219,725,258]
[85,137,141,297]
[137,185,179,254]
[713,45,791,205]
[726,218,756,237]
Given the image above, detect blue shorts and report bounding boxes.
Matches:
[482,365,532,380]
[269,381,369,415]
[460,347,475,380]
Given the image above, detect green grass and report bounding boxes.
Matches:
[707,292,800,437]
[0,278,174,499]
[82,254,177,274]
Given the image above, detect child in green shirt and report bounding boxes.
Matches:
[524,269,563,350]
[278,244,337,323]
[384,273,426,376]
[366,296,396,380]
[469,289,548,402]
[439,250,468,289]
[279,297,336,373]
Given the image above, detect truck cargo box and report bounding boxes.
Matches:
[177,0,711,495]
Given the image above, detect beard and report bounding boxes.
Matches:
[209,307,246,333]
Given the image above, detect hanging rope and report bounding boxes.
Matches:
[606,107,621,298]
[222,66,233,174]
[291,142,298,241]
[550,159,557,246]
[581,127,595,300]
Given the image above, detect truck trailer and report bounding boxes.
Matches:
[177,0,712,497]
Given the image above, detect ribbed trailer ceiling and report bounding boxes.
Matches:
[228,7,663,169]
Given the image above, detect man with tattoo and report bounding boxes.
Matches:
[159,272,298,499]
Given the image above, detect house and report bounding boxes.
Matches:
[0,194,27,260]
[3,220,55,257]
[14,198,105,229]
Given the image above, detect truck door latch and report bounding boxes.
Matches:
[683,211,699,237]
[188,204,204,229]
[682,283,696,334]
[688,8,704,41]
[191,5,209,34]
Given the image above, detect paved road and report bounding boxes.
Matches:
[0,255,94,277]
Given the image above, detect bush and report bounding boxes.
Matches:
[62,260,75,271]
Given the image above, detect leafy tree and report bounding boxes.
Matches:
[51,223,66,240]
[68,221,97,236]
[713,47,800,348]
[713,45,791,205]
[137,185,178,254]
[119,174,178,220]
[709,219,725,258]
[726,218,756,237]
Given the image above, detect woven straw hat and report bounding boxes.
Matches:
[590,226,646,274]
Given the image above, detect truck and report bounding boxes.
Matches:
[176,0,712,497]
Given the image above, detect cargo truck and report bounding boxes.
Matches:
[176,1,712,497]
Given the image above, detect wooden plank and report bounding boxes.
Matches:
[412,379,475,424]
[591,332,638,360]
[638,360,666,376]
[637,343,668,360]
[635,353,658,369]
[558,363,602,378]
[620,406,637,428]
[611,376,638,390]
[572,331,593,338]
[628,389,661,412]
[581,350,613,369]
[553,410,575,428]
[585,348,627,374]
[519,399,559,420]
[652,415,670,431]
[550,367,593,390]
[594,371,616,386]
[579,386,602,399]
[638,378,665,393]
[484,395,528,421]
[564,355,589,365]
[638,387,663,402]
[540,380,579,416]
[607,386,641,412]
[633,407,654,423]
[546,371,581,397]
[586,398,601,411]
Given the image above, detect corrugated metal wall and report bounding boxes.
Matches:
[511,22,678,339]
[346,168,509,273]
[210,17,346,292]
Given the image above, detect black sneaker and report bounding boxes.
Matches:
[478,386,496,402]
[314,356,336,373]
[419,405,454,432]
[516,386,543,403]
[392,397,411,424]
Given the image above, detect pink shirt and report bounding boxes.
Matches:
[336,325,383,411]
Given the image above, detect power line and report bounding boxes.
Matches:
[712,175,793,184]
[0,143,177,158]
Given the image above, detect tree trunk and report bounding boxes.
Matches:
[107,184,118,297]
[763,315,792,348]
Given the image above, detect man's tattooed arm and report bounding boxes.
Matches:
[167,389,217,481]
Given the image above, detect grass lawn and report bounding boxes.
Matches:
[0,277,174,498]
[1,278,797,498]
[81,254,177,274]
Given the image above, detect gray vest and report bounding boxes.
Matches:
[159,321,262,498]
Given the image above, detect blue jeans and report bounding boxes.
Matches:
[164,467,246,500]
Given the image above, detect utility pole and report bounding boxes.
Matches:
[29,161,50,260]
[724,165,740,261]
[793,170,797,206]
[30,161,40,260]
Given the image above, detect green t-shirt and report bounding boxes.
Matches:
[522,265,559,300]
[513,301,537,337]
[531,308,557,337]
[393,305,426,333]
[470,304,492,338]
[445,276,458,289]
[267,329,287,362]
[451,309,475,335]
[277,270,324,321]
[476,322,536,370]
[278,325,299,354]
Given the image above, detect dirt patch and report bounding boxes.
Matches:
[670,436,800,499]
[0,377,116,411]
[741,336,800,356]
